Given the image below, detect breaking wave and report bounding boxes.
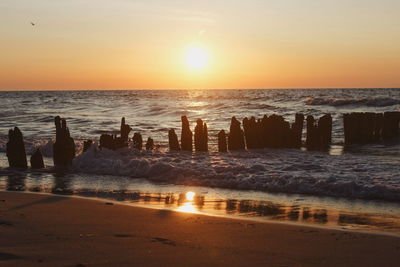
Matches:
[70,145,400,201]
[305,97,400,107]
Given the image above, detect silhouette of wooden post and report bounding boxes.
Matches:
[204,123,208,151]
[194,119,208,152]
[53,116,75,166]
[228,117,245,150]
[145,137,154,150]
[181,116,193,151]
[120,117,132,143]
[343,113,354,144]
[290,113,304,148]
[99,134,115,150]
[99,117,131,150]
[260,115,270,148]
[373,113,383,142]
[30,148,44,169]
[6,127,27,168]
[267,114,286,148]
[243,117,260,149]
[282,120,291,148]
[83,140,93,153]
[318,114,332,146]
[383,111,400,141]
[168,129,180,151]
[218,130,227,152]
[132,132,143,150]
[306,115,318,149]
[344,112,389,145]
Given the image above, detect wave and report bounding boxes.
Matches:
[70,145,400,201]
[304,97,400,107]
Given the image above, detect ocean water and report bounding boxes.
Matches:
[1,88,400,234]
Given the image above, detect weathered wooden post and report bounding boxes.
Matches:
[383,111,400,141]
[194,119,208,152]
[306,115,318,149]
[145,137,154,150]
[120,117,132,143]
[290,113,304,148]
[181,116,193,151]
[30,148,44,169]
[132,132,143,150]
[218,130,227,152]
[83,140,93,153]
[53,116,75,166]
[318,114,332,146]
[6,127,27,168]
[168,129,180,151]
[228,117,245,150]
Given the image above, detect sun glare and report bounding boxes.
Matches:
[185,46,208,70]
[176,192,197,214]
[185,191,195,201]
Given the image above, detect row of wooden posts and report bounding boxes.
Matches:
[5,112,400,169]
[167,114,333,152]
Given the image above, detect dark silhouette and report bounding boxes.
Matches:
[318,114,332,146]
[30,22,35,26]
[120,117,132,143]
[181,116,193,151]
[290,113,304,148]
[228,117,245,150]
[260,114,291,148]
[168,129,180,151]
[344,112,400,145]
[30,148,44,169]
[243,117,262,149]
[218,130,227,152]
[306,114,332,149]
[99,134,117,150]
[145,137,154,150]
[100,117,131,150]
[383,111,400,141]
[194,119,208,152]
[53,116,75,166]
[82,140,93,153]
[306,115,318,149]
[132,132,143,150]
[6,127,27,168]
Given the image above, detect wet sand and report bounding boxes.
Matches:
[1,191,399,266]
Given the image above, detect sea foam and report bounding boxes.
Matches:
[71,145,400,201]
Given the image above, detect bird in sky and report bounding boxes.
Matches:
[31,22,35,26]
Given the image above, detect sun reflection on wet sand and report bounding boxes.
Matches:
[2,172,400,236]
[186,191,195,201]
[176,191,198,214]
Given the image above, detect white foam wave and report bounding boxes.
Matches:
[71,145,400,201]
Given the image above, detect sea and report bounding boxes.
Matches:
[1,88,400,235]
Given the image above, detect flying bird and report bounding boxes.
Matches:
[31,22,35,26]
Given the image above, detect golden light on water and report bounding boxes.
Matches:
[176,191,198,213]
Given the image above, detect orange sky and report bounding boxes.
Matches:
[1,0,400,90]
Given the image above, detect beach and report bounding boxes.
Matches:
[2,0,400,265]
[1,191,399,266]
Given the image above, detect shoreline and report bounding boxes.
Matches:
[1,191,399,266]
[3,190,400,238]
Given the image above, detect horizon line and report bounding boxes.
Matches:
[0,87,399,92]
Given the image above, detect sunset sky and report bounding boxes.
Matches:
[1,0,399,90]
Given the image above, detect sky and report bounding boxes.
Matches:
[0,0,399,90]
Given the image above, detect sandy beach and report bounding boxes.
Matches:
[0,191,399,266]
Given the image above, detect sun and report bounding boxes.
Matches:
[185,46,208,70]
